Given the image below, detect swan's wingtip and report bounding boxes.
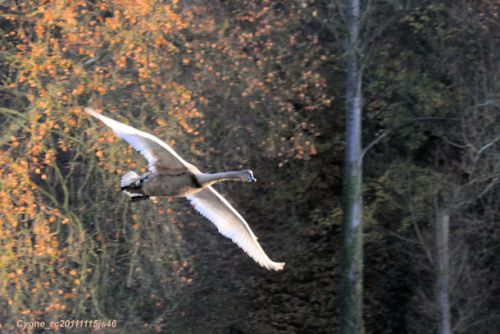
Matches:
[84,107,98,116]
[268,261,285,271]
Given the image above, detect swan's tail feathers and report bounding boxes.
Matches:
[121,171,149,202]
[121,171,141,189]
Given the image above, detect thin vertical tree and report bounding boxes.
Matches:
[340,0,364,332]
[435,204,451,334]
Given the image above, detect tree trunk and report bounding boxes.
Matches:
[435,207,451,334]
[340,0,364,333]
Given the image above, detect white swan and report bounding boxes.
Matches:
[85,107,285,271]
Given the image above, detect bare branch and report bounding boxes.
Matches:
[409,203,434,266]
[477,134,500,157]
[362,117,459,158]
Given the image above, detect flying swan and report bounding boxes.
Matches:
[85,107,285,271]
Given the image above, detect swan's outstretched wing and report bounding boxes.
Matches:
[85,108,189,173]
[187,187,285,271]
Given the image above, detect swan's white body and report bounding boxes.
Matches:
[85,107,285,271]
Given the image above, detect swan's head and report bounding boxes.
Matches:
[242,169,257,183]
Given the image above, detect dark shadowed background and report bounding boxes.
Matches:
[0,1,499,333]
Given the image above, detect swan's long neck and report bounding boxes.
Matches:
[196,171,245,187]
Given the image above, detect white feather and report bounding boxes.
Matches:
[121,171,141,188]
[85,108,189,172]
[188,187,285,271]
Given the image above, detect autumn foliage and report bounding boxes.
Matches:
[1,0,212,331]
[1,0,499,333]
[0,0,331,332]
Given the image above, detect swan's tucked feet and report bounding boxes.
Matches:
[130,195,149,202]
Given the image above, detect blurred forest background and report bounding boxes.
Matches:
[1,0,499,333]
